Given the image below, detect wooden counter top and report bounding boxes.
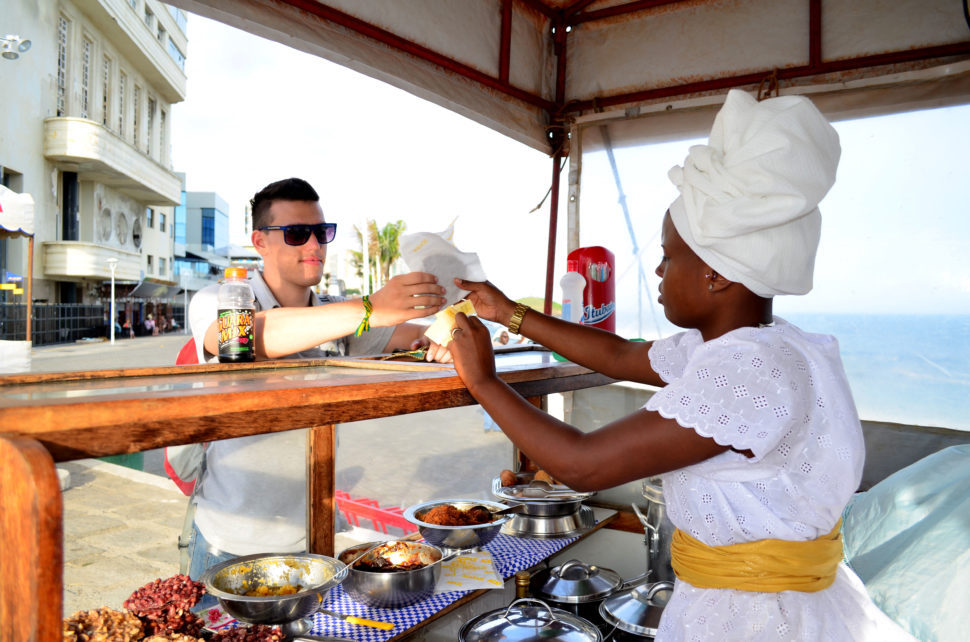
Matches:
[0,351,614,641]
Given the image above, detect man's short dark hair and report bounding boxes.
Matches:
[250,178,320,230]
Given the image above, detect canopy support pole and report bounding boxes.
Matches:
[26,236,33,344]
[543,150,563,315]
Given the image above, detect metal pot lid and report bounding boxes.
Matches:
[538,560,623,603]
[460,598,603,642]
[598,581,673,637]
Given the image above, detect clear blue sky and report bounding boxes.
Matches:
[173,14,970,327]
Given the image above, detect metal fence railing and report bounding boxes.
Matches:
[0,303,186,346]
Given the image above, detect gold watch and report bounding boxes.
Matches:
[508,303,529,334]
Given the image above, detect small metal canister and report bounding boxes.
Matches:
[635,477,676,584]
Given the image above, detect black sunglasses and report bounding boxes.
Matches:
[258,223,337,246]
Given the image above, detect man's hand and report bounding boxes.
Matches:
[454,279,515,327]
[408,336,453,363]
[369,272,446,326]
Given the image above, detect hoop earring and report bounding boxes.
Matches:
[708,283,714,291]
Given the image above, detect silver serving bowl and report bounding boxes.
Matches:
[201,553,347,625]
[337,540,454,609]
[404,499,510,550]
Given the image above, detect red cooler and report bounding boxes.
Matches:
[567,246,615,332]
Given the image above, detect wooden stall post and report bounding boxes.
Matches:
[0,436,63,641]
[307,424,337,556]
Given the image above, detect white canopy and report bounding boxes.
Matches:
[0,185,34,238]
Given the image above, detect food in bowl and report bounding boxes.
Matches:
[422,503,493,526]
[340,540,438,571]
[240,583,302,596]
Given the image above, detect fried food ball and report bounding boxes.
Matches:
[534,469,557,484]
[499,469,518,487]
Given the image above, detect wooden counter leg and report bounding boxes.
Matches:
[306,424,336,557]
[0,436,63,641]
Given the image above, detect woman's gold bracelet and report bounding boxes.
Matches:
[508,303,529,335]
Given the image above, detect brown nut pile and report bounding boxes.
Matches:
[123,574,205,637]
[63,607,144,642]
[209,624,285,641]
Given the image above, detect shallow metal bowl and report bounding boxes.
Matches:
[201,553,347,625]
[337,540,452,608]
[404,499,510,550]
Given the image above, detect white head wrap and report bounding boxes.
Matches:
[668,89,841,297]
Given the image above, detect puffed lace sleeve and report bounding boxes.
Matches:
[647,329,703,383]
[646,333,808,460]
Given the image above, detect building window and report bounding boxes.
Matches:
[127,0,137,10]
[167,6,188,34]
[133,85,141,148]
[157,24,165,43]
[167,38,185,71]
[146,207,154,228]
[56,16,70,117]
[144,7,155,30]
[201,208,215,247]
[160,108,167,165]
[102,55,111,127]
[146,254,153,274]
[159,257,167,277]
[118,70,127,136]
[159,211,167,233]
[81,38,92,119]
[147,97,155,155]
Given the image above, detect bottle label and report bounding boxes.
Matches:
[218,308,255,362]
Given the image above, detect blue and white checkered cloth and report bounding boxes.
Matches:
[308,533,580,641]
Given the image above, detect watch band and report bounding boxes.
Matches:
[508,303,529,335]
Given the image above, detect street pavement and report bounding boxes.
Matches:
[31,334,512,616]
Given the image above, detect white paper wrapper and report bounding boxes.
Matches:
[434,550,504,593]
[400,223,487,306]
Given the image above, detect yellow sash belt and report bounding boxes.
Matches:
[670,520,843,593]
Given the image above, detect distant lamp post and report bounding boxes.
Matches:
[106,258,119,344]
[1,35,31,61]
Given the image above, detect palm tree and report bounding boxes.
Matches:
[375,220,407,285]
[348,219,408,291]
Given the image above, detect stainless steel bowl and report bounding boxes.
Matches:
[403,499,509,550]
[337,540,453,609]
[201,553,347,625]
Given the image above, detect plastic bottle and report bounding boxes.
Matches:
[217,266,256,363]
[559,259,586,324]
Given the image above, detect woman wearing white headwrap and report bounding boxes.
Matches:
[447,89,914,640]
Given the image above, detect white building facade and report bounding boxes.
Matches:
[0,0,187,307]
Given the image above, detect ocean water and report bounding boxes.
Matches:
[783,313,970,432]
[621,312,970,431]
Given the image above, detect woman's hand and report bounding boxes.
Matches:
[454,279,515,327]
[370,272,446,326]
[449,312,499,393]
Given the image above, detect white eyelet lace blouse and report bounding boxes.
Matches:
[646,318,914,641]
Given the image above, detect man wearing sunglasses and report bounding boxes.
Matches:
[183,178,451,584]
[190,177,450,362]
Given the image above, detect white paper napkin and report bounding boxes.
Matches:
[400,223,487,306]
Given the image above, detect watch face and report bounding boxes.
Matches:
[115,212,129,244]
[99,208,113,241]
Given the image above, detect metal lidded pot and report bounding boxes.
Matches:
[534,559,622,622]
[460,598,603,642]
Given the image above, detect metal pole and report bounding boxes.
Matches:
[106,258,118,345]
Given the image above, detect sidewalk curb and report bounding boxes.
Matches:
[70,458,179,492]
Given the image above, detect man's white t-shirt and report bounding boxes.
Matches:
[188,270,393,554]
